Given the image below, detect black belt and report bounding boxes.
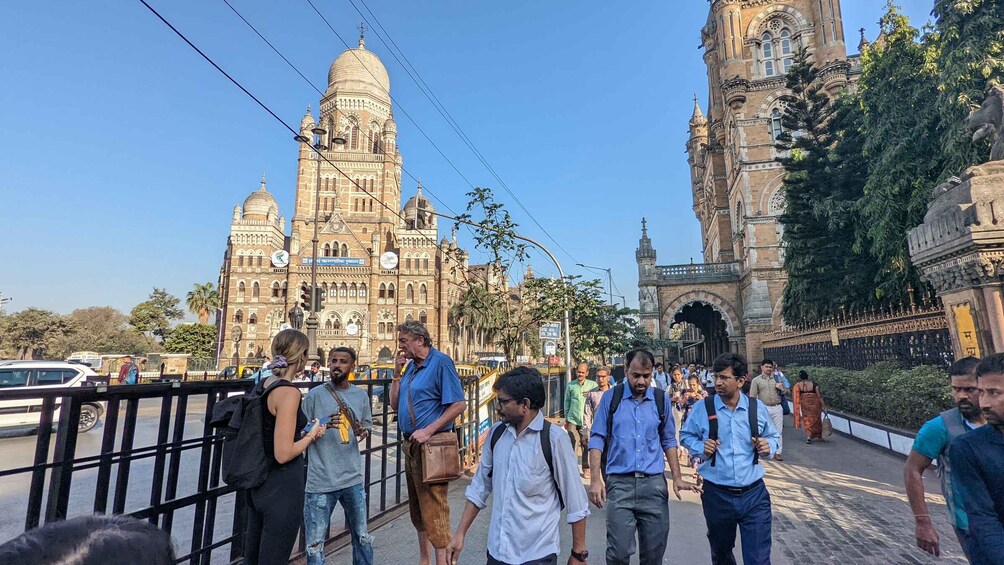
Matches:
[703,479,764,494]
[608,471,662,478]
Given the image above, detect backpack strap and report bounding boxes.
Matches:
[602,384,625,474]
[940,408,966,442]
[748,397,760,465]
[540,421,564,509]
[653,387,667,439]
[487,424,508,479]
[705,396,718,467]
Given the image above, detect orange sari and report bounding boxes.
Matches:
[793,380,823,439]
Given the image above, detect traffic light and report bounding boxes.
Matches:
[313,286,324,312]
[299,282,311,311]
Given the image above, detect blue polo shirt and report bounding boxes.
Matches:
[587,385,677,475]
[397,348,465,434]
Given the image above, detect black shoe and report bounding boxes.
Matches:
[806,438,812,444]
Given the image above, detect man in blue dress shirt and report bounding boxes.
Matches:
[680,352,780,565]
[587,348,698,565]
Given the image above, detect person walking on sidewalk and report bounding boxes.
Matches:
[389,321,467,565]
[582,366,613,480]
[302,347,374,565]
[587,349,696,565]
[680,352,779,565]
[448,367,590,565]
[564,363,597,474]
[748,359,787,461]
[903,356,983,561]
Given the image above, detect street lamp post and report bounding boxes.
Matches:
[577,263,613,306]
[295,120,346,363]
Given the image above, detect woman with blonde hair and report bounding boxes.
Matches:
[245,329,326,564]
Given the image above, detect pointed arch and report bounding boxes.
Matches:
[252,281,260,300]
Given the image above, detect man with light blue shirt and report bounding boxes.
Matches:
[389,321,466,565]
[448,367,590,565]
[681,352,779,565]
[587,348,696,565]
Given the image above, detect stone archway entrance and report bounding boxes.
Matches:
[661,290,744,365]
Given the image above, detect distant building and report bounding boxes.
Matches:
[638,0,863,363]
[216,35,475,366]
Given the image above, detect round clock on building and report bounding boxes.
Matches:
[379,251,399,270]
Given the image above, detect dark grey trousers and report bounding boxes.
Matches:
[605,474,669,565]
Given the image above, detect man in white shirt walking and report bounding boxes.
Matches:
[447,367,590,565]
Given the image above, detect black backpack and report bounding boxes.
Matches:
[601,384,668,474]
[705,395,762,467]
[211,378,297,489]
[488,420,565,509]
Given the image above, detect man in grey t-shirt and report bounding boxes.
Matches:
[302,347,374,565]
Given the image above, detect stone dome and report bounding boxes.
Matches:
[326,40,390,101]
[243,176,280,220]
[383,117,397,134]
[404,184,436,230]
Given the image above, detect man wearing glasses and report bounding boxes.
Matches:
[680,352,780,565]
[904,356,984,560]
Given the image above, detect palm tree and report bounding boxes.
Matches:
[186,283,219,325]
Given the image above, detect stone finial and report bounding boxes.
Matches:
[690,94,707,127]
[858,28,870,52]
[641,217,648,236]
[259,173,267,192]
[358,22,367,49]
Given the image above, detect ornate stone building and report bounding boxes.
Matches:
[216,36,471,366]
[638,0,862,363]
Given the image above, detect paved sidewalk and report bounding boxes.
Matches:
[329,416,964,564]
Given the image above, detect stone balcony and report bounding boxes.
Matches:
[651,262,740,284]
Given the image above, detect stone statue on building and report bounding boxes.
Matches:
[966,85,1004,163]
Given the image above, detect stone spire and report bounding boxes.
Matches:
[858,28,871,52]
[689,94,707,126]
[636,218,656,260]
[259,173,267,192]
[358,22,367,49]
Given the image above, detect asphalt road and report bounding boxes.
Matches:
[0,396,406,563]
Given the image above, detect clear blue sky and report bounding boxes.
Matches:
[0,0,933,316]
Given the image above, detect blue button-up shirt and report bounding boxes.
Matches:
[587,385,677,475]
[397,348,465,434]
[680,394,780,487]
[466,413,590,564]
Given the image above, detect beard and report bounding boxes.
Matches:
[330,371,349,385]
[957,400,981,419]
[983,407,1003,426]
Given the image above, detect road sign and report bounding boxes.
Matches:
[543,341,557,356]
[539,322,561,340]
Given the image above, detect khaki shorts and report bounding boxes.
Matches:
[403,439,451,548]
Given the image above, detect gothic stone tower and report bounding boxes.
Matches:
[640,0,860,363]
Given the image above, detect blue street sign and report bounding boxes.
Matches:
[301,257,366,267]
[539,322,561,340]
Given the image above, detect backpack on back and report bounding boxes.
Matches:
[211,378,296,490]
[488,420,565,509]
[706,395,761,467]
[601,384,667,475]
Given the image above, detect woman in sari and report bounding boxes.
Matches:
[793,370,826,443]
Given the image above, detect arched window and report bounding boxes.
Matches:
[419,284,428,304]
[238,255,244,267]
[350,125,360,150]
[780,30,794,72]
[325,319,332,330]
[271,282,280,298]
[771,108,784,140]
[406,284,415,301]
[256,256,263,267]
[378,322,386,335]
[332,241,340,258]
[341,243,349,257]
[349,283,357,298]
[248,313,257,325]
[762,33,774,77]
[340,283,348,298]
[388,283,396,299]
[281,281,288,298]
[406,313,414,322]
[234,309,243,324]
[321,282,328,297]
[379,283,387,299]
[323,243,331,257]
[419,310,428,324]
[422,257,429,270]
[252,282,260,300]
[332,317,342,330]
[237,282,246,299]
[405,255,412,270]
[359,283,367,298]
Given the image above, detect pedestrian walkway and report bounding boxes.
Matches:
[327,417,965,564]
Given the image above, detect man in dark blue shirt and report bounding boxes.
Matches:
[587,348,698,565]
[950,353,1004,565]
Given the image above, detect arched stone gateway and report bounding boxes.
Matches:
[662,291,744,363]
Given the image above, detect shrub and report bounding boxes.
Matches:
[788,363,952,431]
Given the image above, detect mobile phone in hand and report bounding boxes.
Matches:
[302,416,330,434]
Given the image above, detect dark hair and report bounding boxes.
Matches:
[760,359,774,367]
[311,361,321,369]
[0,515,176,565]
[331,346,357,363]
[975,353,1004,379]
[687,375,700,383]
[712,352,748,379]
[949,356,980,378]
[798,370,809,380]
[625,348,655,369]
[654,362,663,369]
[494,366,546,410]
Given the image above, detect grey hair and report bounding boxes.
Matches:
[396,321,433,347]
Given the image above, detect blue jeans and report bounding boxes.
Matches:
[700,480,772,565]
[304,484,374,565]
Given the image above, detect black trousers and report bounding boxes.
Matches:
[244,457,305,565]
[487,551,558,565]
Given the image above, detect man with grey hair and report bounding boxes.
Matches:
[389,321,466,565]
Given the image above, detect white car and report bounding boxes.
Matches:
[0,361,106,433]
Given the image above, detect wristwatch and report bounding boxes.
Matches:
[570,548,589,562]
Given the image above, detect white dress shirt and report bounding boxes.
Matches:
[465,412,590,563]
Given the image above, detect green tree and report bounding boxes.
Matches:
[857,5,945,300]
[932,0,1004,173]
[0,308,75,360]
[130,288,184,343]
[54,306,158,355]
[186,282,219,325]
[164,323,218,359]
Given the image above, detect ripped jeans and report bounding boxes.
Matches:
[304,484,374,565]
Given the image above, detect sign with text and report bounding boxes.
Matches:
[301,257,366,267]
[543,341,557,356]
[539,322,561,341]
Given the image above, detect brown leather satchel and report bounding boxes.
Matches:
[407,378,462,484]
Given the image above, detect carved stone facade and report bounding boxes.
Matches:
[640,0,861,363]
[909,158,1004,357]
[216,37,470,367]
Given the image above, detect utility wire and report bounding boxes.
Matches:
[345,0,580,265]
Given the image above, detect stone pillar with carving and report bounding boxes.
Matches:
[908,88,1004,357]
[636,219,660,339]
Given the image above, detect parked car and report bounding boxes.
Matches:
[0,361,106,433]
[219,364,261,380]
